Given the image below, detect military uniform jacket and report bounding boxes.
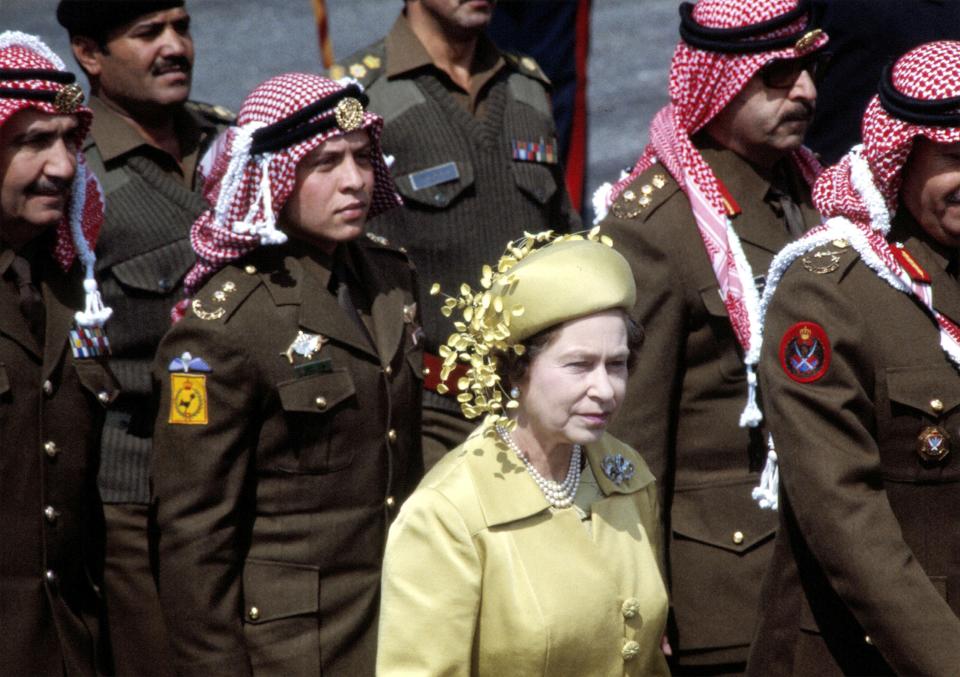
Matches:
[0,253,118,676]
[337,17,580,413]
[599,144,819,663]
[85,95,231,504]
[378,426,669,676]
[747,217,960,675]
[152,238,424,676]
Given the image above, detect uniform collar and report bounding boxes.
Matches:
[384,13,504,81]
[462,424,655,528]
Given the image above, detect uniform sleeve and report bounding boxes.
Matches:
[760,269,960,674]
[600,211,686,488]
[151,320,260,677]
[377,487,481,676]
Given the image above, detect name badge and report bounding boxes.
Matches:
[408,162,460,191]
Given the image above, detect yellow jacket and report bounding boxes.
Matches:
[377,424,670,676]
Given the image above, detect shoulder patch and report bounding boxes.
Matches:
[779,321,831,383]
[800,239,854,276]
[504,52,551,86]
[611,172,671,220]
[186,100,236,125]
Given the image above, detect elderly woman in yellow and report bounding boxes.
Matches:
[377,231,670,676]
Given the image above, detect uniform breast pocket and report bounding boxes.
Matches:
[697,285,744,382]
[109,238,193,296]
[881,365,960,477]
[511,161,557,206]
[395,160,475,210]
[74,359,121,408]
[277,369,357,474]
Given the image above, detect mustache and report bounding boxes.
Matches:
[151,56,192,77]
[28,176,70,197]
[782,102,814,123]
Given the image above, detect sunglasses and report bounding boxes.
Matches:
[759,53,830,89]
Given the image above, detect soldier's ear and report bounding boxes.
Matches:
[70,35,103,79]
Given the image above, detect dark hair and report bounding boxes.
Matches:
[499,310,644,390]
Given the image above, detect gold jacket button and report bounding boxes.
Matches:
[385,496,397,509]
[44,441,59,458]
[44,569,58,585]
[315,396,328,410]
[248,606,260,621]
[384,365,393,377]
[42,380,54,396]
[423,366,431,376]
[387,429,397,443]
[97,390,110,404]
[621,640,641,661]
[43,505,59,523]
[732,531,745,545]
[621,598,641,619]
[244,265,257,275]
[864,635,873,645]
[931,398,945,413]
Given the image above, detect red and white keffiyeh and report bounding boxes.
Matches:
[0,31,109,327]
[593,0,827,426]
[174,73,402,321]
[746,41,960,508]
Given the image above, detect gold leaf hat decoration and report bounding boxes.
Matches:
[430,228,636,433]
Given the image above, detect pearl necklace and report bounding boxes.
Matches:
[496,425,582,509]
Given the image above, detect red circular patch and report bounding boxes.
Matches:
[779,321,831,383]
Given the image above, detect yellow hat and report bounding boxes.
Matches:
[431,229,636,426]
[492,238,636,343]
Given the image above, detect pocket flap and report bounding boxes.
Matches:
[886,365,960,415]
[395,161,475,209]
[671,481,778,554]
[242,559,319,624]
[74,360,120,407]
[512,162,557,205]
[698,285,729,319]
[110,239,194,294]
[278,369,355,413]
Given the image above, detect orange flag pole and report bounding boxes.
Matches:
[311,0,335,68]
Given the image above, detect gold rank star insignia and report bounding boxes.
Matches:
[329,64,346,80]
[349,63,367,78]
[363,54,381,69]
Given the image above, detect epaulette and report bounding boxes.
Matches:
[186,263,261,324]
[328,41,387,89]
[362,231,410,257]
[503,52,551,86]
[609,169,676,221]
[797,239,858,279]
[185,100,237,125]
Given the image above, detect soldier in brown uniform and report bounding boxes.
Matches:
[56,2,232,673]
[746,40,960,675]
[330,0,580,468]
[0,31,117,676]
[151,74,421,676]
[596,0,827,671]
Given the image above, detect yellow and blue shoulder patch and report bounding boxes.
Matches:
[168,352,211,425]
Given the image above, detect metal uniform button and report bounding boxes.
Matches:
[621,598,641,619]
[248,606,260,621]
[44,569,58,585]
[44,441,59,458]
[43,505,59,523]
[385,496,397,509]
[384,365,393,377]
[158,277,172,292]
[865,635,873,646]
[930,398,945,413]
[315,396,328,410]
[97,390,110,404]
[621,640,641,661]
[387,429,398,443]
[423,366,431,376]
[244,265,257,275]
[42,380,53,396]
[732,531,745,545]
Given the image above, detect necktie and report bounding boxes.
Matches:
[8,255,45,343]
[330,262,373,346]
[769,166,807,239]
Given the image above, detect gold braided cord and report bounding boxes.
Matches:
[429,228,614,435]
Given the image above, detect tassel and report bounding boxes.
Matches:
[592,182,614,224]
[739,365,763,427]
[751,436,779,511]
[75,276,113,327]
